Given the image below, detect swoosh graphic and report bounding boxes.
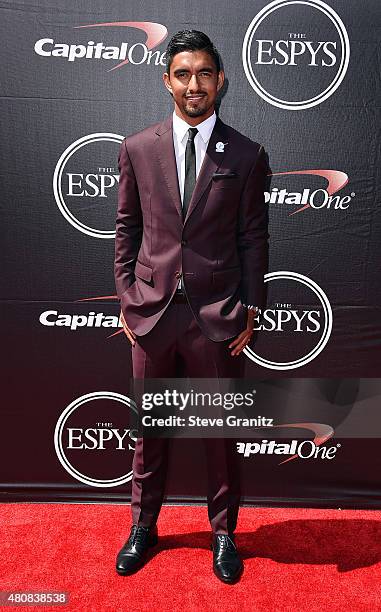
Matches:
[269,169,348,216]
[273,422,334,464]
[76,294,123,338]
[107,329,124,338]
[76,295,118,301]
[75,295,118,302]
[74,22,168,71]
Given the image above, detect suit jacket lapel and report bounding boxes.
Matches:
[154,116,183,219]
[184,116,228,224]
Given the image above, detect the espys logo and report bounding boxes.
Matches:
[244,271,333,370]
[53,133,123,239]
[242,0,350,110]
[54,391,137,487]
[266,169,355,215]
[35,22,168,71]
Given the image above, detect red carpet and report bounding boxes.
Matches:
[1,503,381,611]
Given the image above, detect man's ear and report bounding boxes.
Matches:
[217,70,225,92]
[163,72,172,94]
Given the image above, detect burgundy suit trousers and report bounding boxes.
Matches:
[130,297,245,534]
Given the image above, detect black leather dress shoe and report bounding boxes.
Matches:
[212,534,243,583]
[116,525,158,575]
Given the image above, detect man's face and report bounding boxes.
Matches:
[163,50,224,124]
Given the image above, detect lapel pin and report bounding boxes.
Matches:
[215,141,228,153]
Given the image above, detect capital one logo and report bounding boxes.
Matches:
[242,0,350,109]
[35,22,168,71]
[237,422,341,464]
[53,133,123,238]
[54,391,137,487]
[244,271,333,370]
[266,169,355,215]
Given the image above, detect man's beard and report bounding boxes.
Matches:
[183,97,209,117]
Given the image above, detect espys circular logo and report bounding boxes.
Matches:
[244,271,332,370]
[53,133,124,238]
[242,0,350,110]
[54,391,137,487]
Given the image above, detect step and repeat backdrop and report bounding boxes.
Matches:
[1,0,381,506]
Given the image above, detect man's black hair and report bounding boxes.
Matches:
[165,30,221,74]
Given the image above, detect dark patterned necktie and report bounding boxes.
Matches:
[182,127,198,220]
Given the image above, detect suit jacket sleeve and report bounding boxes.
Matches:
[114,138,143,300]
[237,145,269,309]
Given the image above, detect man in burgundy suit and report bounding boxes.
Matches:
[114,30,269,583]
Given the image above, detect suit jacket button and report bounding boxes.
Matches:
[175,271,182,279]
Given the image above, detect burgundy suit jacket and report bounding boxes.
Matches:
[114,114,269,341]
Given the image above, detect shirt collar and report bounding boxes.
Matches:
[172,110,217,145]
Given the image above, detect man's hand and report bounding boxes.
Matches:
[120,309,136,346]
[228,308,257,356]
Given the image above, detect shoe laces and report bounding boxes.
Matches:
[130,525,150,546]
[216,534,236,550]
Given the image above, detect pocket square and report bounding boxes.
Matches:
[212,172,238,179]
